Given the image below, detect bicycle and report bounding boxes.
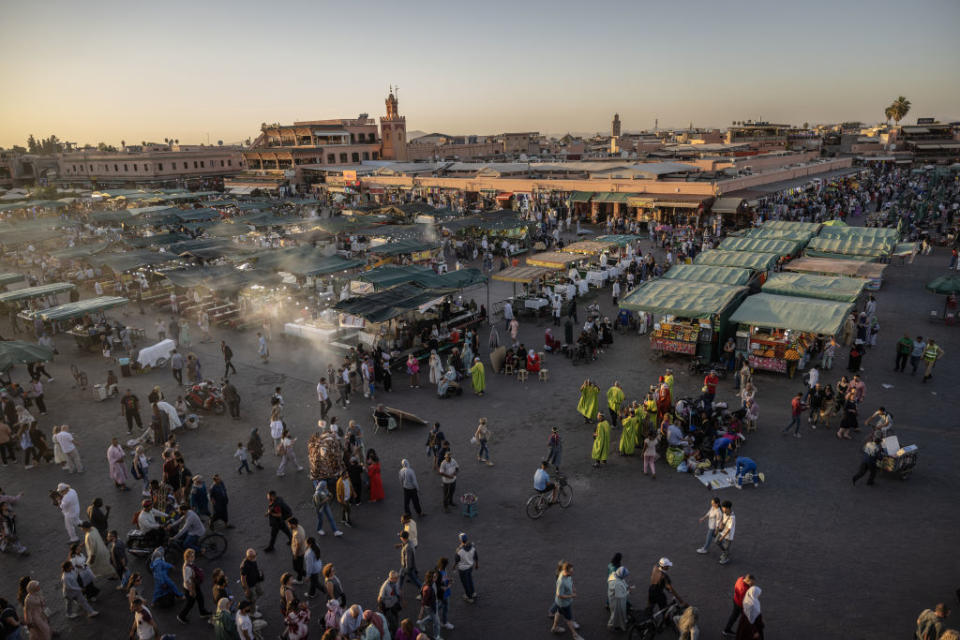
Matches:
[626,599,684,640]
[167,531,228,561]
[70,363,88,390]
[525,473,573,519]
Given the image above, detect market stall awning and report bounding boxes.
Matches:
[333,283,452,323]
[36,296,129,321]
[492,265,556,284]
[161,266,281,292]
[174,208,221,223]
[710,197,745,214]
[694,250,779,272]
[783,257,887,280]
[0,273,26,286]
[127,233,190,248]
[567,191,594,204]
[355,265,436,290]
[414,268,488,289]
[619,280,748,319]
[661,264,753,286]
[761,220,822,233]
[0,282,75,303]
[816,225,900,241]
[595,234,642,247]
[368,238,440,257]
[730,293,853,336]
[561,240,619,255]
[49,243,113,260]
[805,236,895,259]
[761,272,865,303]
[526,251,584,269]
[96,250,176,274]
[744,227,816,242]
[718,236,804,257]
[592,192,631,204]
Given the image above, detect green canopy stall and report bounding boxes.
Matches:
[0,273,25,287]
[730,292,853,375]
[0,282,75,304]
[805,236,896,260]
[717,236,805,258]
[761,272,865,303]
[694,250,779,275]
[661,264,753,286]
[619,279,749,359]
[35,296,129,321]
[0,341,55,372]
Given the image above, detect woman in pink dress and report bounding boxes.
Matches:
[22,580,52,640]
[366,449,384,502]
[106,438,129,491]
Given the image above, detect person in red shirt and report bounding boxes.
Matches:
[722,573,755,637]
[781,392,807,438]
[703,371,720,404]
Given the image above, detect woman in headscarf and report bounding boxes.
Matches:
[488,324,500,351]
[363,607,389,640]
[106,438,129,490]
[461,341,474,371]
[213,597,240,640]
[149,546,183,605]
[22,580,52,640]
[577,380,599,424]
[247,428,265,470]
[619,409,638,456]
[606,566,631,630]
[189,476,211,517]
[428,350,444,386]
[469,357,485,396]
[284,599,310,640]
[736,585,764,640]
[366,449,384,502]
[591,413,610,468]
[544,328,560,352]
[406,354,420,389]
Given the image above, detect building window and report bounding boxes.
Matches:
[372,152,379,160]
[327,154,335,164]
[220,160,224,167]
[349,134,355,143]
[228,159,232,166]
[158,163,163,171]
[89,164,94,171]
[124,164,128,172]
[184,162,188,169]
[193,161,198,169]
[368,133,376,142]
[133,164,138,171]
[200,161,205,168]
[339,153,347,163]
[351,153,360,163]
[114,164,119,172]
[362,152,369,160]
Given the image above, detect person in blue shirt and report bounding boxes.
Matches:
[734,456,762,489]
[534,461,558,503]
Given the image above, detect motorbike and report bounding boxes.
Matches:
[184,380,226,415]
[688,356,728,379]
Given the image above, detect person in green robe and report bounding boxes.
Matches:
[577,379,599,423]
[213,597,240,640]
[470,357,486,395]
[607,382,625,427]
[619,410,638,456]
[592,414,610,467]
[664,369,675,398]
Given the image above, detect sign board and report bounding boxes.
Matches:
[748,354,787,373]
[650,337,696,355]
[342,170,357,181]
[916,117,935,125]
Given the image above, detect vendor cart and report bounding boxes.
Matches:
[878,449,918,480]
[136,338,176,370]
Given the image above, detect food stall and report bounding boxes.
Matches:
[0,273,26,290]
[693,250,779,283]
[804,236,896,262]
[783,256,887,291]
[492,265,558,317]
[619,280,749,360]
[661,264,754,287]
[30,296,130,347]
[717,237,806,260]
[729,293,853,376]
[761,272,866,305]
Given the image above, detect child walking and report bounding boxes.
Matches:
[235,442,251,474]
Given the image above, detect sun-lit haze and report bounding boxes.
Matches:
[1,0,959,147]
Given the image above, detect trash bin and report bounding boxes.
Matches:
[118,357,131,377]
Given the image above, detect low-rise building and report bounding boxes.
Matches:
[57,143,243,187]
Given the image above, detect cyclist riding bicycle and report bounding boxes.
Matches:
[533,461,559,504]
[168,503,204,552]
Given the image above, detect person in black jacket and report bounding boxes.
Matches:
[221,341,237,378]
[264,490,292,552]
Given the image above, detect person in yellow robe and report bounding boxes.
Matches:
[469,357,486,396]
[577,380,600,423]
[619,409,639,456]
[606,382,625,427]
[592,414,610,467]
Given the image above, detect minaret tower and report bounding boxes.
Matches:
[380,85,408,161]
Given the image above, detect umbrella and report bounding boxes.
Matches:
[926,275,960,319]
[925,275,960,295]
[0,340,55,372]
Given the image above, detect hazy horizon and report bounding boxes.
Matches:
[1,0,958,149]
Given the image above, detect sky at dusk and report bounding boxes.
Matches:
[1,0,959,148]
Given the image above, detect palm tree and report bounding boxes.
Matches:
[887,96,911,125]
[884,107,894,123]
